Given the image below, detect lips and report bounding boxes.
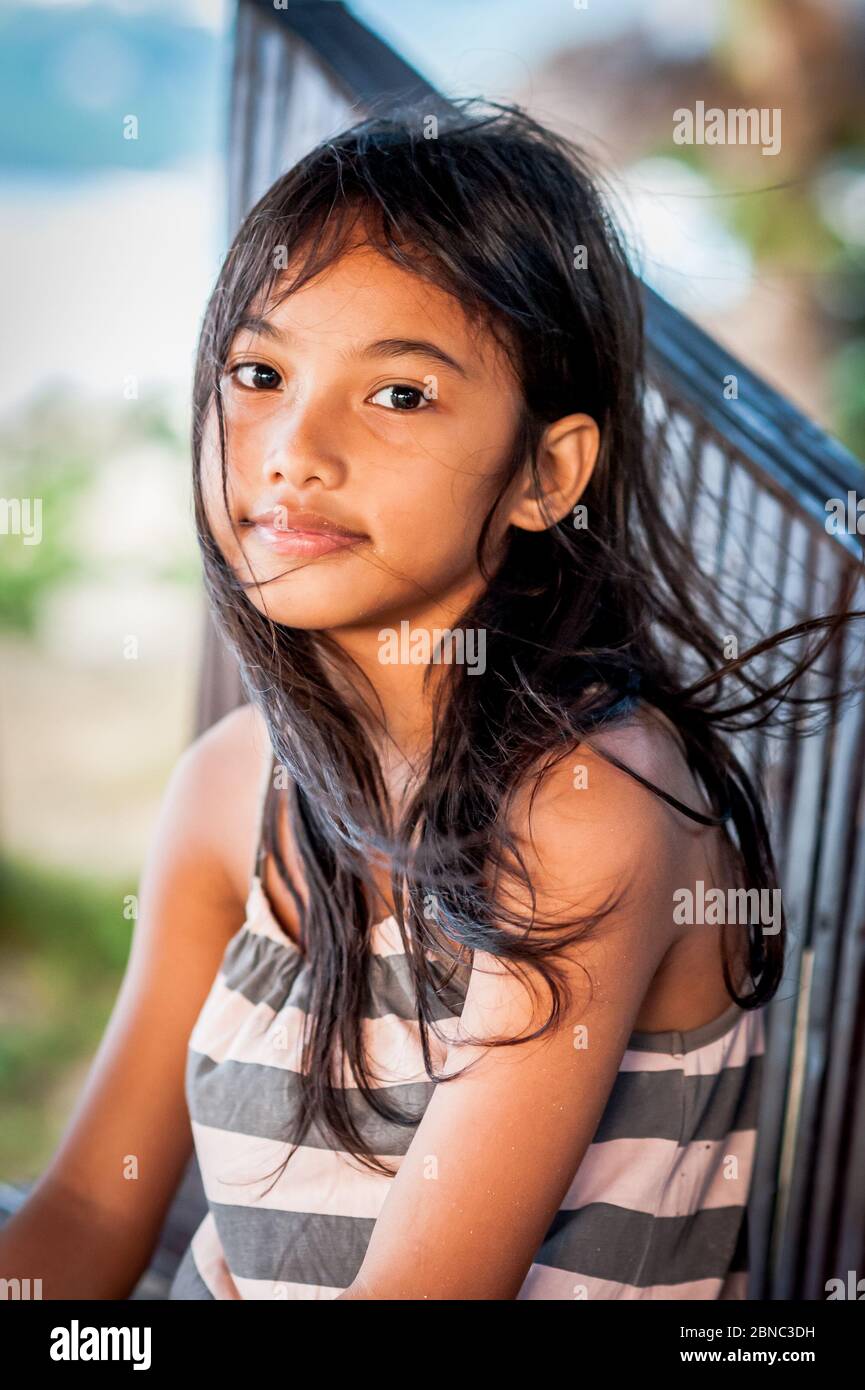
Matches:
[248,505,365,539]
[246,504,366,559]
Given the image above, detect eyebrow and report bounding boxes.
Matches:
[233,315,471,379]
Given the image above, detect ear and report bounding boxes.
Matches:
[507,413,600,532]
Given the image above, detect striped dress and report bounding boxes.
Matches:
[170,754,766,1301]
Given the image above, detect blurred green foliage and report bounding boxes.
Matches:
[643,141,865,462]
[0,854,134,1180]
[0,386,196,636]
[0,461,91,636]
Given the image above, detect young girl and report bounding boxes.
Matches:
[2,100,859,1302]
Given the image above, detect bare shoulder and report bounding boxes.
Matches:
[498,702,720,950]
[507,701,704,855]
[494,701,751,1030]
[175,702,273,906]
[580,702,713,814]
[524,702,717,834]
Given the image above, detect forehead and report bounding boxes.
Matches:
[237,239,518,385]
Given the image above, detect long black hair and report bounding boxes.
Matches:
[190,97,864,1180]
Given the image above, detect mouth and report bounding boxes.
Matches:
[245,507,367,560]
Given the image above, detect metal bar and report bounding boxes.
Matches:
[768,538,847,1296]
[246,0,439,107]
[802,572,865,1295]
[643,285,865,557]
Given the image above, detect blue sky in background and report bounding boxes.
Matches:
[0,1,227,172]
[0,0,230,414]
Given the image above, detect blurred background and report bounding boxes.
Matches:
[1,0,864,1183]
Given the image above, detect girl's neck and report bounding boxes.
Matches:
[319,636,462,765]
[321,572,489,750]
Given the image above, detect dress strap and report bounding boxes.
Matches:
[580,669,733,827]
[586,743,733,827]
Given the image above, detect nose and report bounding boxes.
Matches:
[260,388,348,491]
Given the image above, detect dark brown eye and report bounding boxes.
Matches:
[232,362,282,390]
[369,384,430,411]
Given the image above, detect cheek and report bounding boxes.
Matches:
[380,443,502,550]
[372,480,494,590]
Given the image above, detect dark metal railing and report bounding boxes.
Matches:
[189,0,865,1301]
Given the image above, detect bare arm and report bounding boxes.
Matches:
[0,705,265,1299]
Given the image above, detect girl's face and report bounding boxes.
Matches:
[200,236,527,633]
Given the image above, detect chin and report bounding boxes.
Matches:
[245,580,391,633]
